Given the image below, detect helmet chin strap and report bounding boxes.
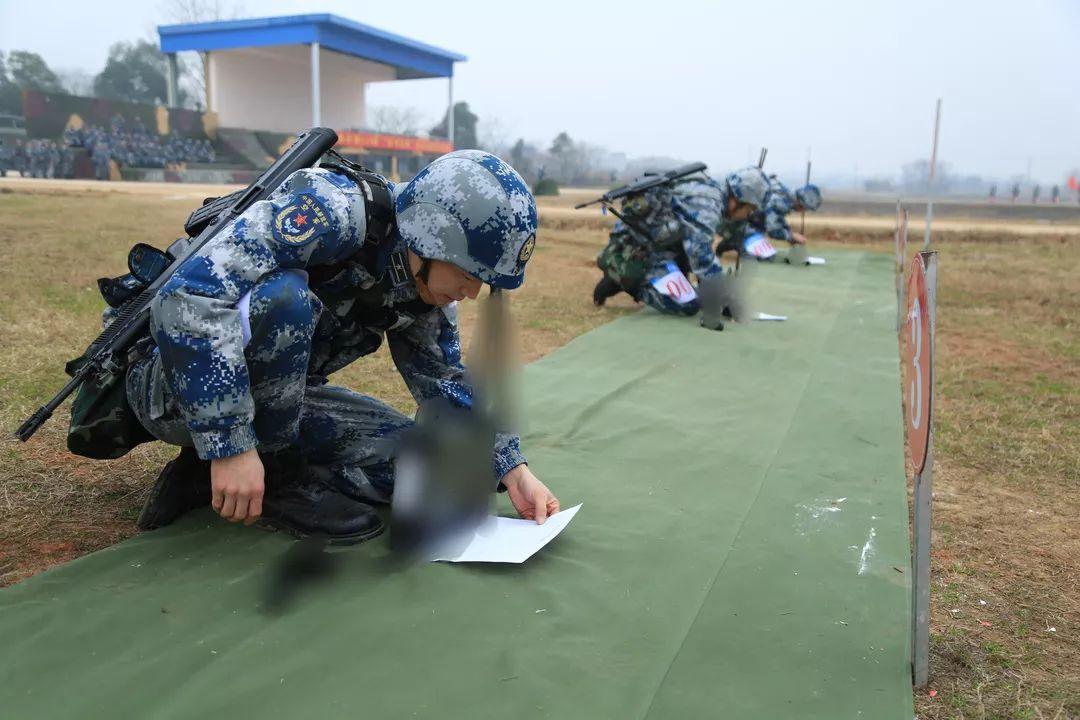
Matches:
[416,257,433,285]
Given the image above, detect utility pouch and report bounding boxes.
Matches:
[64,344,155,459]
[597,235,649,291]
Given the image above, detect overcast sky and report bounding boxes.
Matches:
[1,0,1077,182]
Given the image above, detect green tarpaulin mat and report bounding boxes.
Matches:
[0,251,914,719]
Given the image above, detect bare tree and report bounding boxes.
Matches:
[477,115,510,156]
[56,68,95,96]
[366,105,425,136]
[159,0,246,109]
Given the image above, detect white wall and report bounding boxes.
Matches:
[208,45,396,133]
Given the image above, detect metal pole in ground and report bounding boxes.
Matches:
[895,200,908,332]
[923,99,942,249]
[908,251,937,688]
[800,151,812,235]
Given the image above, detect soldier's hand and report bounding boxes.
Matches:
[211,449,265,526]
[503,465,560,525]
[791,232,807,245]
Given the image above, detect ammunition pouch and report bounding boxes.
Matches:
[597,230,650,292]
[65,341,155,459]
[75,238,174,458]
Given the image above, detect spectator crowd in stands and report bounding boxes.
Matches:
[65,114,215,175]
[0,113,216,180]
[0,137,74,178]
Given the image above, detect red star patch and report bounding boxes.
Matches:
[295,214,308,226]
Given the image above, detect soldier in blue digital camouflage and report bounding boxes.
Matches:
[730,177,823,260]
[593,166,770,322]
[129,150,559,544]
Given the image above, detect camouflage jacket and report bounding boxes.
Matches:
[600,177,724,286]
[751,177,796,242]
[150,167,525,478]
[702,176,751,255]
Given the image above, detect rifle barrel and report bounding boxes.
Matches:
[14,372,84,440]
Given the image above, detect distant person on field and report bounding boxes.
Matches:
[1032,184,1040,204]
[1051,185,1060,204]
[1011,183,1020,203]
[988,184,997,203]
[13,138,26,175]
[92,141,110,181]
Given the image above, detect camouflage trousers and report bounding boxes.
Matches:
[127,270,410,504]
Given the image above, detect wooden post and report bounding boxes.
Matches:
[923,99,942,250]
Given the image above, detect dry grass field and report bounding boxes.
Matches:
[0,179,1076,719]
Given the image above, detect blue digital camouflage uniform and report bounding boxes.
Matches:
[748,176,797,243]
[714,208,750,257]
[125,167,526,504]
[598,176,724,316]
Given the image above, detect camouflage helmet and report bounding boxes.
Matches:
[725,166,771,209]
[395,150,538,290]
[795,184,823,211]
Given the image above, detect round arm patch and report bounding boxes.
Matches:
[271,192,333,247]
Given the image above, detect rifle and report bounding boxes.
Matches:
[15,127,339,442]
[758,147,767,168]
[574,162,707,210]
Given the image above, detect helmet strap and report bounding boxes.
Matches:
[417,257,433,284]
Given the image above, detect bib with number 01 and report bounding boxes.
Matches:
[651,262,697,304]
[744,233,777,259]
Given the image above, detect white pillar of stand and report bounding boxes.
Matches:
[166,53,179,107]
[311,42,322,128]
[447,75,455,149]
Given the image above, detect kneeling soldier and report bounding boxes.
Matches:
[724,176,822,261]
[130,150,558,543]
[594,166,770,319]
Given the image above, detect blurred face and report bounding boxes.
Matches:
[407,252,483,307]
[727,196,758,221]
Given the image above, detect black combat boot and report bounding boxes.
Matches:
[257,452,384,545]
[137,446,211,530]
[258,482,385,545]
[592,276,623,306]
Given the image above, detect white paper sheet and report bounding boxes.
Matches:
[807,256,827,265]
[432,504,582,563]
[755,312,788,321]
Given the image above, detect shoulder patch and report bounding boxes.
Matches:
[272,192,333,247]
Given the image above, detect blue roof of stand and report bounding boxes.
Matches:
[158,14,465,79]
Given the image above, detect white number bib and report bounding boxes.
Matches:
[744,233,777,259]
[650,262,697,305]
